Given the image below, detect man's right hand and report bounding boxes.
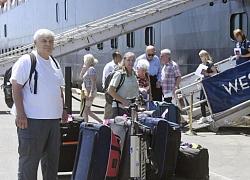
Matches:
[16,115,28,129]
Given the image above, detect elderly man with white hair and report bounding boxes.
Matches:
[160,49,181,103]
[134,45,162,101]
[10,29,67,179]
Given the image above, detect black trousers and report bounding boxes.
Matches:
[200,90,207,117]
[150,75,162,101]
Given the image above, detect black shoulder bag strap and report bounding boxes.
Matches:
[50,55,60,69]
[22,53,37,94]
[29,53,38,94]
[115,73,126,115]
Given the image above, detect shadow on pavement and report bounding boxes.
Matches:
[72,110,104,115]
[0,111,11,115]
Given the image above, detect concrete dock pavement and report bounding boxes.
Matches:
[1,79,250,179]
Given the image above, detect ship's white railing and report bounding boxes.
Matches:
[0,0,214,67]
[0,0,26,13]
[175,58,250,131]
[178,56,236,114]
[175,79,208,118]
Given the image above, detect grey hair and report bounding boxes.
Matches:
[161,49,171,58]
[33,29,55,41]
[83,54,98,66]
[137,59,149,70]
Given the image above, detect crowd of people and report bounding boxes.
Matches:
[98,45,182,119]
[97,29,250,122]
[9,28,250,179]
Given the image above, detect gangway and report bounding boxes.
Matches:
[0,0,214,74]
[176,60,250,132]
[178,55,236,118]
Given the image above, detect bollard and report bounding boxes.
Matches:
[185,91,197,135]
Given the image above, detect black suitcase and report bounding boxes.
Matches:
[160,103,181,125]
[175,147,209,180]
[140,117,181,180]
[58,121,81,172]
[72,122,112,180]
[142,102,181,125]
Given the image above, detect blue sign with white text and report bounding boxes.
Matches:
[202,61,250,114]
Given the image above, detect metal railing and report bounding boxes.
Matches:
[0,0,214,66]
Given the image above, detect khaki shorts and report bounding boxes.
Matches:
[85,89,97,107]
[104,102,112,119]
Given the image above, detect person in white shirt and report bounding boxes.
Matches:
[10,29,67,180]
[102,51,122,119]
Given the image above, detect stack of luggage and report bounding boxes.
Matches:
[58,120,82,172]
[64,100,209,180]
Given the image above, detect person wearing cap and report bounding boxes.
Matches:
[80,54,102,123]
[134,45,162,101]
[160,49,181,103]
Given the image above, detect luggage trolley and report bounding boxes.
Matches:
[127,96,152,180]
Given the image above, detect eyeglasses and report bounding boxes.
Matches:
[147,54,155,57]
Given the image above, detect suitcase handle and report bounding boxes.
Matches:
[85,123,96,129]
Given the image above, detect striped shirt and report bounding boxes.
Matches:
[161,60,181,95]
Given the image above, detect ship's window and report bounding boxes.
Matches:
[97,43,103,50]
[111,38,118,49]
[4,24,7,37]
[230,12,248,40]
[127,32,135,48]
[64,0,68,21]
[145,26,155,46]
[56,3,59,23]
[85,47,90,51]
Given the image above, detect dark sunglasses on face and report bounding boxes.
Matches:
[147,54,155,57]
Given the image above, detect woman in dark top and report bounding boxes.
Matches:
[197,50,218,124]
[233,29,250,65]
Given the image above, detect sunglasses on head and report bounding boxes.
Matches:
[147,54,155,57]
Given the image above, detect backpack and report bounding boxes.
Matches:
[103,71,125,104]
[2,53,59,108]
